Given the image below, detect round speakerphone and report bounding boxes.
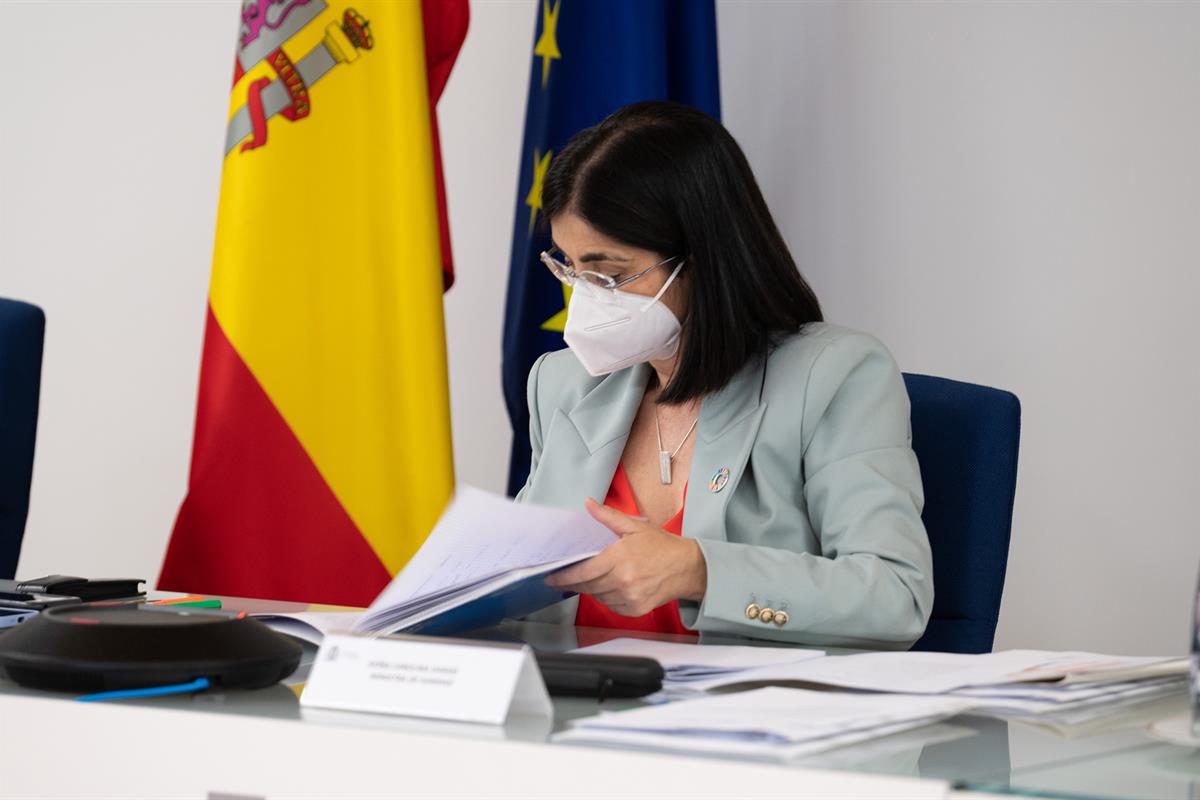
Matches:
[0,603,303,693]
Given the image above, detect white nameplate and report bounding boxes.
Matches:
[299,633,553,725]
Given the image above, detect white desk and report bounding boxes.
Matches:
[0,595,1194,799]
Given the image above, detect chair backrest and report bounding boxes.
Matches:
[0,299,45,579]
[904,373,1020,654]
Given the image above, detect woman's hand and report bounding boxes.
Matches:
[545,497,708,616]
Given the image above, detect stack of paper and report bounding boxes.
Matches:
[352,487,617,636]
[668,649,1184,692]
[987,651,1188,685]
[1013,692,1188,737]
[666,649,1189,722]
[252,611,362,646]
[881,651,1187,723]
[555,687,975,760]
[573,637,824,685]
[950,670,1187,722]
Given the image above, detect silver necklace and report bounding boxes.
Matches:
[654,406,699,485]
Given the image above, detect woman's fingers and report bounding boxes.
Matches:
[590,590,634,614]
[553,573,621,596]
[545,548,616,589]
[585,497,643,537]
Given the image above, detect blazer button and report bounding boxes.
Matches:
[745,603,761,620]
[773,611,789,627]
[758,607,775,624]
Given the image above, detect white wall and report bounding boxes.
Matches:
[1,2,227,584]
[440,0,531,494]
[717,0,1200,654]
[1,1,1196,655]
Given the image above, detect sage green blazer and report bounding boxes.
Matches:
[515,322,933,649]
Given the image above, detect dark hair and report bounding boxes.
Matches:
[542,101,822,404]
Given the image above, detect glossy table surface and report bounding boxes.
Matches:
[1,594,1195,799]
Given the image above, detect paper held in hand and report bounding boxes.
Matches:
[353,486,617,636]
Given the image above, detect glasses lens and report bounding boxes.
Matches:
[579,271,616,292]
[540,251,572,284]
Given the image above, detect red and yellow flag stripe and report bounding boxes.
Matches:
[161,0,468,606]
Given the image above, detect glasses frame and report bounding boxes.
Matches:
[540,248,682,293]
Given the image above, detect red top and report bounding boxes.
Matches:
[575,462,697,638]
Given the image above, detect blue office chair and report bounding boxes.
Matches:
[904,373,1020,654]
[0,299,45,579]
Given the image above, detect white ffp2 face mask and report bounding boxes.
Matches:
[563,261,685,377]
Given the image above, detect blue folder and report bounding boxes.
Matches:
[400,574,575,637]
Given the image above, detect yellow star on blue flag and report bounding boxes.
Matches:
[502,0,721,495]
[525,148,552,236]
[533,0,561,89]
[540,284,572,332]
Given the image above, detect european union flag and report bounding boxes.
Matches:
[501,0,721,496]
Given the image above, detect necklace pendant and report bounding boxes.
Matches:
[659,450,672,485]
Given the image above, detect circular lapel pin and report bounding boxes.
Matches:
[709,467,731,493]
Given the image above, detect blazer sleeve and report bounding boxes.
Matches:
[514,352,551,503]
[682,333,935,649]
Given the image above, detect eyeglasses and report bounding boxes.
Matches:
[540,248,682,294]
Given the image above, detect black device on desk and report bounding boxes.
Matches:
[0,575,145,610]
[0,603,302,693]
[534,652,664,699]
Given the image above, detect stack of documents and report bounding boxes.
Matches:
[957,677,1185,720]
[555,686,975,760]
[352,487,617,636]
[573,637,824,686]
[666,649,1184,692]
[1009,692,1187,737]
[665,649,1189,722]
[251,610,362,646]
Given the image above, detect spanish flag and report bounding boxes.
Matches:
[160,1,468,606]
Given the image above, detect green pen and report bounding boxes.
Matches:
[171,599,223,609]
[146,596,223,609]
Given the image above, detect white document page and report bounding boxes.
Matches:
[678,650,1037,694]
[997,651,1188,685]
[568,686,974,738]
[954,675,1186,703]
[955,678,1188,716]
[356,486,617,631]
[679,649,1188,695]
[251,611,363,646]
[556,718,946,761]
[557,687,974,760]
[572,637,824,678]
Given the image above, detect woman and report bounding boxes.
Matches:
[517,101,933,649]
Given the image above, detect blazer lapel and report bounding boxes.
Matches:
[527,363,650,510]
[682,355,768,542]
[527,353,767,544]
[521,363,648,627]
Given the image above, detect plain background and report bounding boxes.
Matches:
[1,0,1197,656]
